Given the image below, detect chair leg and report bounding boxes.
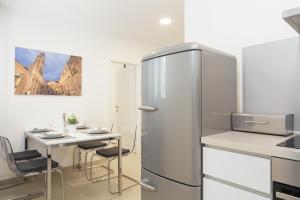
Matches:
[44,173,47,193]
[6,175,44,200]
[84,150,89,179]
[75,150,110,181]
[57,170,65,200]
[88,154,114,182]
[89,154,108,182]
[107,158,114,194]
[8,191,44,200]
[0,178,33,191]
[84,150,94,180]
[107,157,139,194]
[89,153,96,181]
[42,170,64,200]
[72,146,80,169]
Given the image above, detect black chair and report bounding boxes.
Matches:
[0,136,64,200]
[89,125,139,194]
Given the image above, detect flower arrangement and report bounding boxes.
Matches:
[67,114,78,125]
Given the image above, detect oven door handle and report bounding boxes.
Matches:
[276,192,300,200]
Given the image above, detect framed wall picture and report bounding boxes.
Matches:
[15,47,82,96]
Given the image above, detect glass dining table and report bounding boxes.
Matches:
[25,130,122,200]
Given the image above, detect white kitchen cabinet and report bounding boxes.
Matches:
[203,147,271,194]
[203,178,270,200]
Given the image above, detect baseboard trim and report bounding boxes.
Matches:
[0,177,33,190]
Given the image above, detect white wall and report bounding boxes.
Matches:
[185,0,300,111]
[0,7,157,180]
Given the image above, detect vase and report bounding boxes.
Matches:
[67,124,77,133]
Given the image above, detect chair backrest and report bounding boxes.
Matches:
[110,123,114,132]
[130,125,137,152]
[117,124,137,153]
[0,136,24,176]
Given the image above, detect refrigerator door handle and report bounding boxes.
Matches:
[140,179,156,191]
[138,106,157,112]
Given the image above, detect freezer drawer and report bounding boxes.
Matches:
[141,168,201,200]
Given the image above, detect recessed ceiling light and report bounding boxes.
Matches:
[159,18,172,25]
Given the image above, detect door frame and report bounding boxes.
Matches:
[109,60,140,152]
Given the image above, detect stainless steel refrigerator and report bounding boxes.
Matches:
[140,43,237,200]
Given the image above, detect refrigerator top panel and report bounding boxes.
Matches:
[142,42,235,62]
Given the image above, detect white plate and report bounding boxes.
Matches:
[76,125,89,129]
[87,128,109,134]
[30,128,51,133]
[40,132,66,139]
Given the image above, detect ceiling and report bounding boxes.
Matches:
[1,0,184,45]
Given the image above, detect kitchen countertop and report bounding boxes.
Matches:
[201,131,300,161]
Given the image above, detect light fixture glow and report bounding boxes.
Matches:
[159,18,172,25]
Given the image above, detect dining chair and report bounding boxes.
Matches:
[89,125,139,194]
[72,123,114,180]
[0,136,64,200]
[0,148,42,191]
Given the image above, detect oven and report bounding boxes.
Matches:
[272,157,300,200]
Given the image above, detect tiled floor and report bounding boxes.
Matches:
[0,154,141,200]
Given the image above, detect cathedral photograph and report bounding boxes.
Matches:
[15,47,82,96]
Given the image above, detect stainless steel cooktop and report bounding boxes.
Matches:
[277,136,300,149]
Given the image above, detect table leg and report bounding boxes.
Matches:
[118,137,122,195]
[25,137,28,150]
[46,146,52,200]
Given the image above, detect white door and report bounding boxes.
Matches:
[111,63,137,150]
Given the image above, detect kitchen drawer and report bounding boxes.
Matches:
[203,178,270,200]
[203,147,271,194]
